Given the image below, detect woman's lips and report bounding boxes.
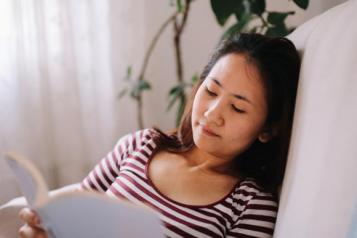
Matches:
[200,124,220,137]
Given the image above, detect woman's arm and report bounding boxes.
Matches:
[80,129,153,193]
[80,132,134,193]
[227,192,278,238]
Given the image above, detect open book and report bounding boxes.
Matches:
[3,152,164,238]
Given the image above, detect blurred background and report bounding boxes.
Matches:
[0,0,345,204]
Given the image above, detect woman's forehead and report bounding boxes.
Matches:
[208,54,261,82]
[206,54,266,100]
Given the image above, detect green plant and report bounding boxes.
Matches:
[119,0,309,129]
[119,0,192,129]
[210,0,309,38]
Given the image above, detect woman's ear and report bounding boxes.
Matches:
[258,131,272,143]
[258,125,278,143]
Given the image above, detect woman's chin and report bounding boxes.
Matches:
[193,133,221,153]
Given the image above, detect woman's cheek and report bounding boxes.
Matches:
[227,120,258,143]
[195,96,207,116]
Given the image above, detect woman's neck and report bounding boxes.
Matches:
[182,146,237,177]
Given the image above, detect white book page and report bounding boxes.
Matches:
[37,191,164,238]
[3,152,49,207]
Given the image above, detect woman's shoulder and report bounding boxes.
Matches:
[227,178,278,227]
[232,178,278,207]
[115,128,158,143]
[114,128,159,154]
[227,179,278,236]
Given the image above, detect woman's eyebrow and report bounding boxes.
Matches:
[210,78,253,105]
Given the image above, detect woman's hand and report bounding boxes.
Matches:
[18,207,48,238]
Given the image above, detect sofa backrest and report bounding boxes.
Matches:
[275,1,357,237]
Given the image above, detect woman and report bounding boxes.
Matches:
[18,33,300,237]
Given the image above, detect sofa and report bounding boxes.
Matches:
[275,0,357,237]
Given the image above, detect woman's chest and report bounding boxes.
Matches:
[107,171,235,238]
[147,151,239,206]
[106,150,239,237]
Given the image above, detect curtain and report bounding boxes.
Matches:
[0,0,133,204]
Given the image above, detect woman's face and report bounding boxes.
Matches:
[191,53,269,161]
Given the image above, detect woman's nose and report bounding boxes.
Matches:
[204,100,224,126]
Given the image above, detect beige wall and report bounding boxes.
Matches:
[112,0,346,133]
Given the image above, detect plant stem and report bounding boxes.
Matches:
[136,0,192,129]
[259,14,269,27]
[176,0,191,37]
[136,12,177,129]
[173,21,183,83]
[139,12,177,79]
[173,0,191,84]
[172,0,191,123]
[137,93,143,130]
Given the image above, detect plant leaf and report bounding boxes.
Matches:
[167,91,180,111]
[127,66,132,78]
[251,0,265,15]
[248,26,259,33]
[233,0,247,21]
[191,74,199,85]
[130,79,151,100]
[117,89,127,99]
[221,13,251,40]
[138,79,151,91]
[176,0,183,13]
[167,84,184,111]
[265,23,289,37]
[267,11,295,25]
[176,94,186,127]
[169,85,180,96]
[210,0,239,26]
[293,0,309,10]
[124,66,132,81]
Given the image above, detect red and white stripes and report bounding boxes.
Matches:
[81,129,278,238]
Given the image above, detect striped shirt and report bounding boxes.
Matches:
[81,129,278,238]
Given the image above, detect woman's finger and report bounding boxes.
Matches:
[19,224,47,238]
[19,208,41,227]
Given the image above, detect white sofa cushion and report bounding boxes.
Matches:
[275,0,357,237]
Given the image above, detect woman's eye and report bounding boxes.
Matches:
[232,105,245,113]
[205,87,217,96]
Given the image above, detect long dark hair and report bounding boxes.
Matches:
[153,33,300,195]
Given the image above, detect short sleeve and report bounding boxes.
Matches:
[227,192,278,238]
[80,129,152,193]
